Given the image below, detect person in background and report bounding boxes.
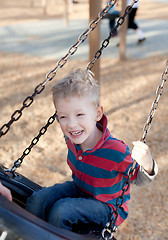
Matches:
[127,0,146,44]
[104,1,120,37]
[107,5,120,36]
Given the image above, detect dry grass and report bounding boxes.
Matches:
[0,1,168,239]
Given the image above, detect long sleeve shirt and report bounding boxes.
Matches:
[66,114,158,226]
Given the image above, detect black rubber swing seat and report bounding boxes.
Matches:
[0,165,42,208]
[0,195,96,240]
[0,166,99,240]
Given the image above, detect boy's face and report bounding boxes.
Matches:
[55,95,103,151]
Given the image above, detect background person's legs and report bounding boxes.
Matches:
[128,8,146,44]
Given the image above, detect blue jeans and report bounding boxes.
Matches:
[26,181,111,233]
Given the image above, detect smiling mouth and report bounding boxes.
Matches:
[70,130,83,136]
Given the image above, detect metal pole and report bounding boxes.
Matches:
[42,0,47,15]
[30,0,34,7]
[119,0,127,61]
[64,0,69,27]
[89,0,101,83]
[69,0,74,13]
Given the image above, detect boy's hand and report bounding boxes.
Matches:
[131,141,154,175]
[0,181,12,201]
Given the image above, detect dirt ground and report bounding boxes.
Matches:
[0,0,168,239]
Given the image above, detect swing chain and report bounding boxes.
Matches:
[141,60,168,142]
[101,161,136,240]
[0,83,45,138]
[5,113,57,174]
[2,0,119,172]
[37,0,118,78]
[87,0,137,71]
[102,60,168,240]
[0,0,117,139]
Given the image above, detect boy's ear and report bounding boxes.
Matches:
[96,105,103,121]
[55,111,59,122]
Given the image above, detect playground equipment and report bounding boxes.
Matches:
[0,1,167,239]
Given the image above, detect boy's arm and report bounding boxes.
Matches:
[133,159,158,186]
[131,141,158,186]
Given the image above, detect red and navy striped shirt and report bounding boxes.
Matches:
[66,114,139,226]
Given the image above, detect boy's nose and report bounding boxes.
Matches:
[67,118,77,129]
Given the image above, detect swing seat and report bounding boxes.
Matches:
[0,165,42,208]
[0,166,102,239]
[0,195,95,240]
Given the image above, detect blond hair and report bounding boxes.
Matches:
[52,68,100,107]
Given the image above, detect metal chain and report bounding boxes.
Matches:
[0,0,117,138]
[101,60,168,240]
[87,0,138,71]
[141,60,168,142]
[0,84,44,138]
[101,161,136,240]
[5,113,57,174]
[3,1,120,172]
[3,0,137,180]
[2,0,168,237]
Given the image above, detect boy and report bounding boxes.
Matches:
[26,69,158,234]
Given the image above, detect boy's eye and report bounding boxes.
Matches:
[59,116,66,119]
[77,113,84,117]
